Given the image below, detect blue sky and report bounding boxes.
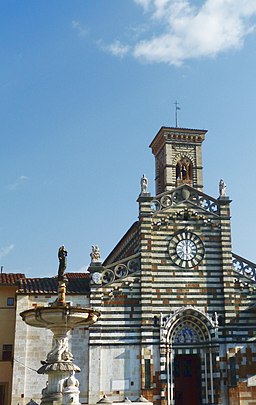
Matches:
[1,0,256,277]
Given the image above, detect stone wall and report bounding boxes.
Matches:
[12,293,90,405]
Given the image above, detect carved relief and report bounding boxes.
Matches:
[174,325,200,344]
[160,306,218,345]
[47,336,73,363]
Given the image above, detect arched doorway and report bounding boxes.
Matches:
[174,354,202,405]
[160,306,218,405]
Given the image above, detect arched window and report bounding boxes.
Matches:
[176,157,193,182]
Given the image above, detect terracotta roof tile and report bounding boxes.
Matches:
[65,272,90,279]
[18,273,90,294]
[0,273,25,285]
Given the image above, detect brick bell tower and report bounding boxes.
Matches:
[149,127,207,195]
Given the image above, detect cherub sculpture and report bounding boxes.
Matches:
[90,245,101,263]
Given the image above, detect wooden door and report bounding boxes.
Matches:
[174,354,202,405]
[0,384,6,405]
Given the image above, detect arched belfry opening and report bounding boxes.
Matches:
[149,127,207,194]
[175,157,193,187]
[160,307,219,405]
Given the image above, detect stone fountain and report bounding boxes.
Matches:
[20,245,100,405]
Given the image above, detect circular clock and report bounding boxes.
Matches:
[91,272,102,284]
[168,231,204,268]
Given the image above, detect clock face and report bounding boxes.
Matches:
[176,239,197,261]
[169,231,204,268]
[92,272,102,284]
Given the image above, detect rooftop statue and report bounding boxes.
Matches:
[219,179,227,197]
[140,174,148,194]
[90,245,101,263]
[58,245,68,280]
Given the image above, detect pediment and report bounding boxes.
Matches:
[151,185,220,217]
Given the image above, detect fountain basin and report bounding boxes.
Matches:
[20,305,100,330]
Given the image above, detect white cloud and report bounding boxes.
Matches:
[0,244,14,259]
[100,40,130,58]
[72,20,88,37]
[134,0,151,11]
[112,0,256,65]
[7,175,29,191]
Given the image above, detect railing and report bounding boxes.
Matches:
[150,186,220,215]
[232,253,256,282]
[102,254,140,285]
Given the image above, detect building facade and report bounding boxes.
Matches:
[10,125,256,405]
[11,273,91,404]
[0,272,25,405]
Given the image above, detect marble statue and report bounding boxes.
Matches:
[140,174,148,194]
[47,336,73,363]
[62,371,80,405]
[219,179,227,197]
[90,245,101,263]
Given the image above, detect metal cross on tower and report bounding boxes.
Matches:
[174,101,181,128]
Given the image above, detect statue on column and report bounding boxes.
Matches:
[219,179,227,197]
[90,245,101,263]
[58,245,68,280]
[140,174,148,194]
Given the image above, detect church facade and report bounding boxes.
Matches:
[11,125,256,405]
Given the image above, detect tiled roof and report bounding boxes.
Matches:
[18,273,90,294]
[103,221,139,265]
[0,273,25,285]
[65,272,90,279]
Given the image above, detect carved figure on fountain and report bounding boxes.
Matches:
[62,371,80,405]
[47,336,73,364]
[58,245,68,280]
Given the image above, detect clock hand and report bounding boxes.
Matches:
[186,240,189,257]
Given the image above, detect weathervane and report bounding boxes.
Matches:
[174,101,181,128]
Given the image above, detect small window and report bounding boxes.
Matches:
[145,359,151,389]
[2,344,13,361]
[7,297,14,306]
[229,356,237,386]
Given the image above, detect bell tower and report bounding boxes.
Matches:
[150,127,207,195]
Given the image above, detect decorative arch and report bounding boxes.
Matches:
[175,157,193,181]
[173,151,195,167]
[163,306,217,344]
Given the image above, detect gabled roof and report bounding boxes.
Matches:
[18,273,90,294]
[103,221,140,266]
[0,273,25,285]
